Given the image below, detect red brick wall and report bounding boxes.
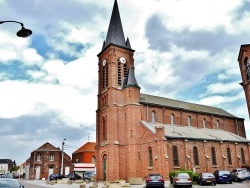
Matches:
[29,150,72,180]
[95,44,250,182]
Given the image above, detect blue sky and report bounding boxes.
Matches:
[0,0,250,165]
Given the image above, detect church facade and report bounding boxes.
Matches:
[95,0,250,181]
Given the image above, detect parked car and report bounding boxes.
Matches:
[214,170,232,184]
[49,173,66,181]
[173,172,192,187]
[0,173,14,179]
[0,178,24,187]
[231,168,250,182]
[145,173,164,188]
[67,173,82,180]
[83,171,95,181]
[197,172,216,186]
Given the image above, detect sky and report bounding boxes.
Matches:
[0,0,250,165]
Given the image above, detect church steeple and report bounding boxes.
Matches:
[102,0,131,50]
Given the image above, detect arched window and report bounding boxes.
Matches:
[148,147,153,167]
[211,147,217,165]
[172,146,179,166]
[203,118,206,128]
[193,146,199,166]
[241,148,246,164]
[152,111,156,123]
[102,61,108,89]
[171,114,175,125]
[102,117,106,140]
[227,147,232,165]
[188,116,191,127]
[216,120,220,129]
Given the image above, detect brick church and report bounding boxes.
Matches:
[95,0,250,181]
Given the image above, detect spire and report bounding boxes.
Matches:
[103,0,131,50]
[123,66,140,89]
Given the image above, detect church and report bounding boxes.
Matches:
[95,0,250,181]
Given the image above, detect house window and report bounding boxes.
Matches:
[171,114,175,125]
[211,147,217,165]
[92,156,96,163]
[193,146,199,166]
[227,147,232,165]
[188,116,191,127]
[172,146,179,166]
[152,111,156,123]
[37,153,41,161]
[241,148,246,164]
[49,154,54,161]
[216,120,220,129]
[203,118,206,128]
[148,147,153,167]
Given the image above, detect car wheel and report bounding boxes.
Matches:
[235,177,238,182]
[229,180,232,184]
[213,183,216,186]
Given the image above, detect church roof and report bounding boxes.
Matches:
[141,121,250,143]
[101,0,132,51]
[140,93,238,118]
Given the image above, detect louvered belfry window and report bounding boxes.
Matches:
[102,64,108,89]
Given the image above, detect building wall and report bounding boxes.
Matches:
[29,150,72,180]
[96,43,249,181]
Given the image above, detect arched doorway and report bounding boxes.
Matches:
[103,155,107,181]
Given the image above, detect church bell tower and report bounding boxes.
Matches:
[238,44,250,118]
[95,0,141,181]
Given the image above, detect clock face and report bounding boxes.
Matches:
[119,57,126,64]
[102,59,107,66]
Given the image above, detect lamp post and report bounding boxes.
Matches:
[0,20,32,37]
[61,139,66,175]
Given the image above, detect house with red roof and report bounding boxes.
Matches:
[72,142,96,177]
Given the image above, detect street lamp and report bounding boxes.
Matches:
[61,139,66,175]
[0,20,32,37]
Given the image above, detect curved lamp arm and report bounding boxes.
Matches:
[0,20,32,38]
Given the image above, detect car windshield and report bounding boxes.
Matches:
[203,173,214,177]
[177,173,189,177]
[219,171,230,175]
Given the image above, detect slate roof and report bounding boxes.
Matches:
[141,121,250,143]
[140,93,238,118]
[35,142,60,151]
[0,159,15,164]
[99,0,133,55]
[122,66,140,89]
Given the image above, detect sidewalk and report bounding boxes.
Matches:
[22,180,171,188]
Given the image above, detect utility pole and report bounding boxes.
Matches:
[61,139,66,175]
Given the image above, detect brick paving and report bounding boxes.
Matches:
[21,180,171,188]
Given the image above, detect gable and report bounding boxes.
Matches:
[36,142,60,151]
